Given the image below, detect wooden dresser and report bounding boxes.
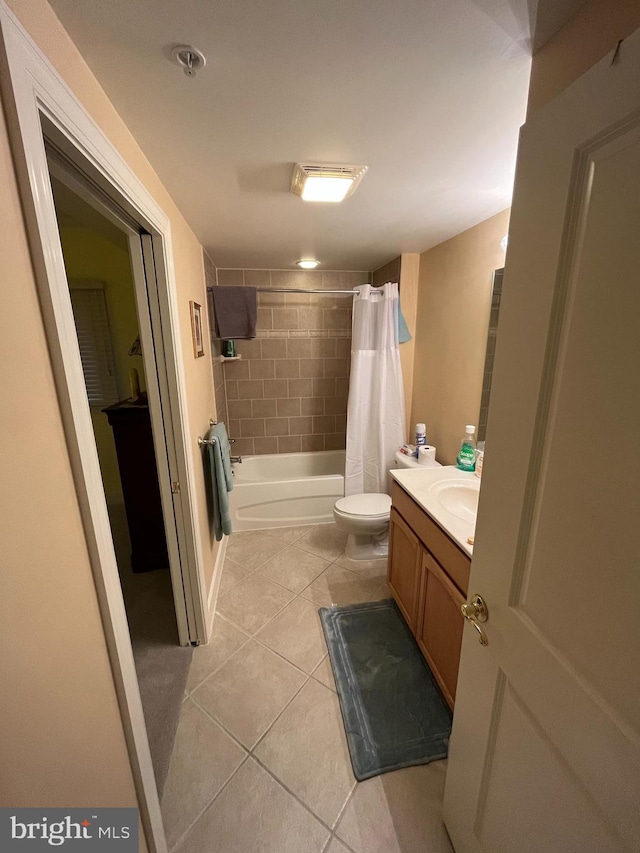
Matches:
[104,398,169,573]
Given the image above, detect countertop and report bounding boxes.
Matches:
[390,465,478,556]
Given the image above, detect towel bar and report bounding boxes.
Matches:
[199,419,218,445]
[199,420,236,448]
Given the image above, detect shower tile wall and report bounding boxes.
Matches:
[372,256,400,288]
[204,252,228,428]
[211,269,370,455]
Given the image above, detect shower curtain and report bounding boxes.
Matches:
[345,282,406,496]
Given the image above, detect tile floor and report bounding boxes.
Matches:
[162,522,454,853]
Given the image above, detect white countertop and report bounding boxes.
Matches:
[390,465,478,556]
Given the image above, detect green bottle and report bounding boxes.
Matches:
[456,424,476,471]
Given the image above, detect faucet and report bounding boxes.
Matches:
[230,455,243,464]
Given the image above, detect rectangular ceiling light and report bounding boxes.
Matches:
[291,163,368,203]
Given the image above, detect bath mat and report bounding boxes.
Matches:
[319,598,452,781]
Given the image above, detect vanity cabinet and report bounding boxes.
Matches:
[387,481,470,709]
[387,509,422,630]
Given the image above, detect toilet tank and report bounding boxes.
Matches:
[391,449,441,469]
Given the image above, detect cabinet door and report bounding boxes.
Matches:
[417,550,465,709]
[387,508,422,630]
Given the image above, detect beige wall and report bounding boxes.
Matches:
[398,254,420,439]
[211,269,369,455]
[1,0,217,811]
[410,209,509,465]
[0,101,141,809]
[528,0,640,116]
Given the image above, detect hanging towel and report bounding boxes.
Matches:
[210,286,257,339]
[398,294,412,343]
[205,422,234,540]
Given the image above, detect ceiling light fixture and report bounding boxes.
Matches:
[296,259,319,269]
[291,163,368,203]
[171,45,206,78]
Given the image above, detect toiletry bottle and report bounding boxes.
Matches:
[415,423,427,457]
[475,441,485,479]
[456,425,476,471]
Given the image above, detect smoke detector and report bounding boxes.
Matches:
[171,45,206,78]
[291,163,368,203]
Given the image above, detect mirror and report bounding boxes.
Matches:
[478,267,504,443]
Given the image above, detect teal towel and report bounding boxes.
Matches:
[398,296,412,343]
[205,422,233,540]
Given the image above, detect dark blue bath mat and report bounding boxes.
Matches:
[319,598,452,781]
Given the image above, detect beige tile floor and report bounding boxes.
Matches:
[162,522,454,853]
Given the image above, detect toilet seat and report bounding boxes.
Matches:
[335,493,391,519]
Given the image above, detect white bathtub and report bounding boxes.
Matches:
[229,450,345,531]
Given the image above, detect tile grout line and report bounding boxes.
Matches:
[173,525,381,852]
[166,752,252,853]
[330,782,358,849]
[185,631,253,695]
[188,666,346,843]
[190,650,316,757]
[185,674,341,845]
[191,549,385,697]
[200,544,384,693]
[250,751,343,839]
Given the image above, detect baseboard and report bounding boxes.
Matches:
[206,535,227,639]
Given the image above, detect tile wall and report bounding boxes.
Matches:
[209,268,370,455]
[478,267,503,442]
[372,256,400,287]
[204,252,228,428]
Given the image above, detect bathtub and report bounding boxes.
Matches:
[229,450,345,531]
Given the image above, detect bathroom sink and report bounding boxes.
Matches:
[389,466,480,555]
[429,478,480,522]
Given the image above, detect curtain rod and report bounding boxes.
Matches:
[206,286,371,296]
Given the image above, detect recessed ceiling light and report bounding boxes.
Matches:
[296,259,320,269]
[291,163,368,203]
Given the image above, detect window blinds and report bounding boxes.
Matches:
[69,287,120,408]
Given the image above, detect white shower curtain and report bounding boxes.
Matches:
[345,282,406,496]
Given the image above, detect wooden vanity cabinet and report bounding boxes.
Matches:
[417,552,466,707]
[387,481,470,709]
[387,508,422,630]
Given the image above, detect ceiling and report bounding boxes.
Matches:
[48,0,583,270]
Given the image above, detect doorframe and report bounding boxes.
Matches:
[0,4,209,851]
[45,151,200,650]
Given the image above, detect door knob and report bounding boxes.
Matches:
[461,594,489,646]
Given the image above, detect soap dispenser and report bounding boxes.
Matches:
[456,425,476,471]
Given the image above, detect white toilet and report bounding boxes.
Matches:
[333,450,427,560]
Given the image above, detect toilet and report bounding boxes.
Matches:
[333,450,429,560]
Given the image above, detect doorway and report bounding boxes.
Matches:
[48,168,192,796]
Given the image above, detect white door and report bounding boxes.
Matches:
[444,29,640,853]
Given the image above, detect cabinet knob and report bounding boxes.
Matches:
[461,594,489,646]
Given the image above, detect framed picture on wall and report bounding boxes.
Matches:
[190,301,205,358]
